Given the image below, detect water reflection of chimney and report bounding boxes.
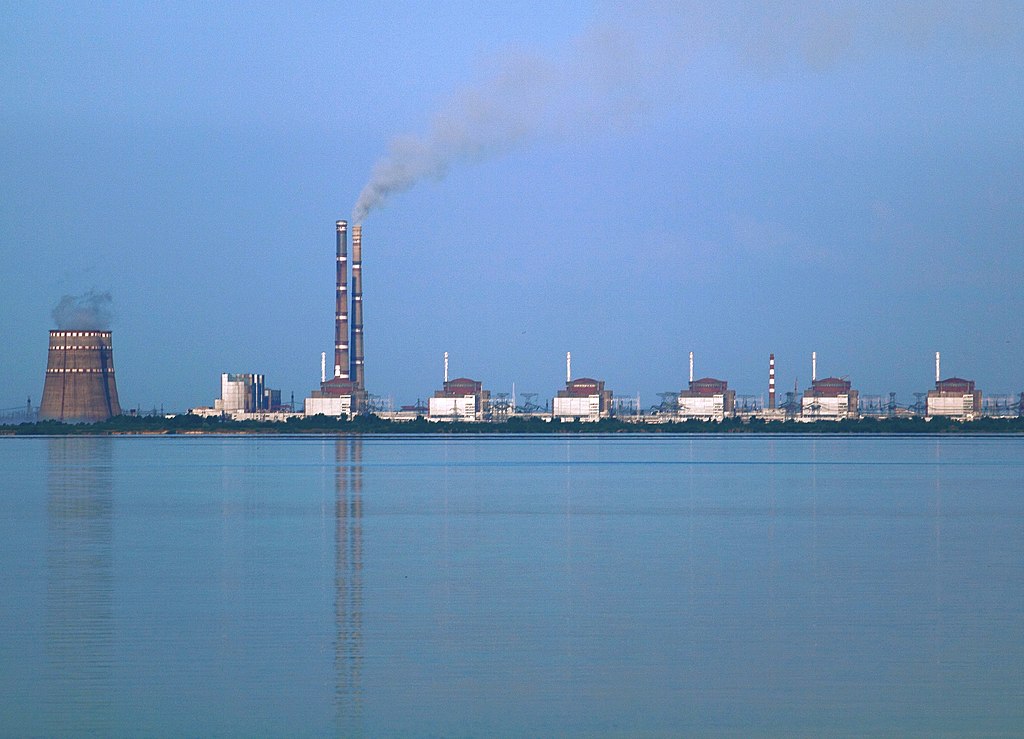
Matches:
[335,438,364,731]
[46,437,115,735]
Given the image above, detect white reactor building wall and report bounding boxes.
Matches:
[801,395,851,420]
[926,394,976,419]
[553,395,601,421]
[428,395,477,420]
[677,394,726,421]
[304,395,353,418]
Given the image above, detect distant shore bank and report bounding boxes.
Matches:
[3,414,1024,436]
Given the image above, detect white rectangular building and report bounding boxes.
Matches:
[215,373,274,413]
[927,376,981,421]
[552,395,601,421]
[677,375,735,422]
[927,395,977,418]
[305,395,353,418]
[678,394,726,421]
[800,375,858,421]
[428,395,477,421]
[800,394,851,420]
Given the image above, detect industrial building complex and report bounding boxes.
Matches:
[32,218,1022,427]
[927,352,982,421]
[184,344,1013,424]
[215,373,280,415]
[678,352,735,422]
[427,354,491,421]
[799,352,859,421]
[551,353,613,422]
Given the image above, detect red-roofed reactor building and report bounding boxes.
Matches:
[552,353,612,421]
[428,353,490,421]
[678,378,736,421]
[308,376,366,418]
[800,352,858,420]
[677,352,735,421]
[927,352,981,420]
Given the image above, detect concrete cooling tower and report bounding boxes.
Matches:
[39,330,122,423]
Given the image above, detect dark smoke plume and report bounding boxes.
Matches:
[351,49,558,222]
[351,1,1023,222]
[52,290,114,330]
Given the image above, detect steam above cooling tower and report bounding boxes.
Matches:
[39,330,121,422]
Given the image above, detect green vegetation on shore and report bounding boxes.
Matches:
[3,414,1024,435]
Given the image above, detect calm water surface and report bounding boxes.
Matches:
[1,435,1022,736]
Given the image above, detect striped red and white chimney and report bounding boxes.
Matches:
[334,221,349,380]
[350,224,365,390]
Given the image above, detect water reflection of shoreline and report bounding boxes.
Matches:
[335,438,364,733]
[46,437,115,735]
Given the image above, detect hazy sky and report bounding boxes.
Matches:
[2,1,1022,412]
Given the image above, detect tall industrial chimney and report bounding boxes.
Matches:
[39,330,122,422]
[334,221,350,380]
[935,351,941,383]
[812,351,817,382]
[350,224,365,390]
[769,353,776,409]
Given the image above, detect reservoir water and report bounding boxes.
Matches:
[1,434,1022,736]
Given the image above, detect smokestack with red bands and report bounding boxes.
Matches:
[351,224,365,391]
[334,221,350,380]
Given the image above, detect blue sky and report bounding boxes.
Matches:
[2,1,1022,412]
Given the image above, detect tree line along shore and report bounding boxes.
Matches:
[3,414,1024,436]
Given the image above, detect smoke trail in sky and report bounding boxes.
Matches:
[52,290,114,330]
[351,1,1023,222]
[351,51,558,222]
